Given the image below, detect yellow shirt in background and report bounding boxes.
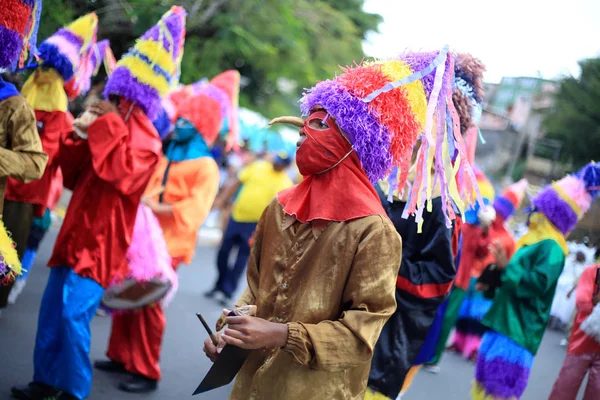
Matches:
[232,160,293,223]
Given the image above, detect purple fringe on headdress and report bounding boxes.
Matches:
[104,66,161,120]
[90,39,108,68]
[54,28,83,47]
[398,51,438,99]
[0,26,21,70]
[301,79,393,183]
[532,187,577,235]
[493,197,515,221]
[142,11,185,58]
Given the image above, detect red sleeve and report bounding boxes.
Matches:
[58,130,91,190]
[37,111,72,165]
[576,266,598,315]
[473,230,492,258]
[87,113,159,195]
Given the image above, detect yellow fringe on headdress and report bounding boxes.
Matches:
[119,57,170,95]
[377,60,428,129]
[0,221,22,280]
[66,13,98,51]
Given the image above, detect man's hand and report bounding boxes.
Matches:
[221,311,288,350]
[141,196,173,216]
[490,240,509,270]
[88,100,118,116]
[203,333,226,363]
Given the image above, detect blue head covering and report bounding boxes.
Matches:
[165,118,213,162]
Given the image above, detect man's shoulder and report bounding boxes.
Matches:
[1,94,29,114]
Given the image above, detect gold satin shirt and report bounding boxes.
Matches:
[230,200,402,399]
[0,96,47,216]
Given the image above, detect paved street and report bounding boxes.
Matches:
[0,226,582,399]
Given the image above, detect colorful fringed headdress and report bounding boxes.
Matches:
[464,166,495,225]
[494,179,528,221]
[178,70,241,148]
[104,6,187,120]
[37,13,99,82]
[532,162,600,235]
[300,47,480,228]
[453,53,485,136]
[0,0,42,70]
[65,39,116,99]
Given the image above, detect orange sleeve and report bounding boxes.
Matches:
[171,158,220,234]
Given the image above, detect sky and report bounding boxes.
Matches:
[363,0,600,83]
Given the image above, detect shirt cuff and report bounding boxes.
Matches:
[283,322,313,366]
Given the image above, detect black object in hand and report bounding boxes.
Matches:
[477,264,503,291]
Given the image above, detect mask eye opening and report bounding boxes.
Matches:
[307,117,329,131]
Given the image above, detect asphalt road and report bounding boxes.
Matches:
[0,226,583,399]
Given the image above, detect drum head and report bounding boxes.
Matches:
[102,277,172,311]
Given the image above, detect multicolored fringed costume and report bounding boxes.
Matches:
[8,39,114,306]
[274,48,480,400]
[428,169,493,366]
[411,54,487,373]
[0,0,44,283]
[1,13,98,308]
[103,68,237,391]
[0,0,47,302]
[451,179,527,361]
[11,9,184,400]
[473,162,600,400]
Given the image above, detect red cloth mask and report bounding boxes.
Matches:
[295,110,354,176]
[278,110,385,223]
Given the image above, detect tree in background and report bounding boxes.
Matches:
[545,57,600,168]
[35,0,381,117]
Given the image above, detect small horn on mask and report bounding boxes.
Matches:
[269,116,305,128]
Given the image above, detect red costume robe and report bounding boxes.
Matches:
[49,104,161,287]
[5,110,71,216]
[107,156,221,381]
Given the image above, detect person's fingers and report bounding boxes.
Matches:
[224,328,249,340]
[222,333,248,349]
[226,315,249,325]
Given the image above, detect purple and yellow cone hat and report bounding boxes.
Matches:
[0,0,42,71]
[532,162,600,235]
[37,13,99,82]
[275,47,480,229]
[104,6,187,120]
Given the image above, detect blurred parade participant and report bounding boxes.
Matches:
[550,245,594,334]
[0,13,98,310]
[365,50,481,400]
[368,167,457,400]
[549,263,600,400]
[204,48,481,400]
[9,6,188,398]
[416,53,486,374]
[96,70,241,394]
[426,167,495,371]
[207,153,293,304]
[8,40,113,305]
[450,179,527,361]
[472,162,600,400]
[0,0,47,298]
